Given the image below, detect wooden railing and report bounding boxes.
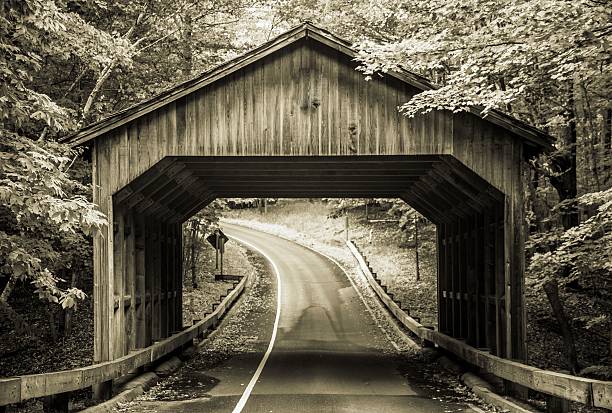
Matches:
[346,240,611,410]
[0,274,248,407]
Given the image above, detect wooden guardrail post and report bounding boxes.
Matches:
[43,391,70,413]
[93,381,112,401]
[344,214,349,241]
[546,395,569,413]
[421,325,435,348]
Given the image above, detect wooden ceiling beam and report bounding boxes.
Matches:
[398,193,444,224]
[177,193,217,223]
[439,156,505,202]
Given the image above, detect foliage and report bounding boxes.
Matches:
[0,135,106,315]
[183,199,227,287]
[352,0,610,123]
[0,1,111,328]
[529,188,612,286]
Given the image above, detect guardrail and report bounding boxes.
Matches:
[0,274,248,408]
[346,240,612,410]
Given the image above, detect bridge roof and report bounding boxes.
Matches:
[62,22,554,152]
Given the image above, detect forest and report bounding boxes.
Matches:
[0,0,610,400]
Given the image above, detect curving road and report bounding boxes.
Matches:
[127,224,480,413]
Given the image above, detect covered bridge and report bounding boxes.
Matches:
[62,22,553,384]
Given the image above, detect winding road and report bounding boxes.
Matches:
[126,224,481,413]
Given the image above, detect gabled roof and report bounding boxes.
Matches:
[63,22,554,151]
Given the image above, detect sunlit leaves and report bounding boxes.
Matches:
[0,135,106,312]
[353,0,611,128]
[529,188,612,283]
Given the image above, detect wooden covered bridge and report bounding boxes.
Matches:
[63,22,552,395]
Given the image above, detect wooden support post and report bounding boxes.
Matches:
[437,224,446,334]
[151,220,161,341]
[483,210,495,353]
[92,147,114,401]
[178,222,184,330]
[220,240,224,276]
[135,214,147,348]
[451,222,461,338]
[474,213,485,348]
[112,207,125,359]
[215,230,219,271]
[466,215,477,346]
[444,223,453,335]
[167,224,175,334]
[495,208,506,357]
[126,210,136,351]
[160,223,169,338]
[459,219,468,339]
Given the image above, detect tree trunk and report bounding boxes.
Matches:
[604,108,611,186]
[526,165,542,233]
[0,276,25,332]
[80,12,146,123]
[543,278,580,374]
[48,305,59,343]
[181,13,193,78]
[63,269,80,337]
[548,87,579,230]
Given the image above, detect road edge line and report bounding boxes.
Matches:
[227,235,282,413]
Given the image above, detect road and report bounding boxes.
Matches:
[127,224,480,413]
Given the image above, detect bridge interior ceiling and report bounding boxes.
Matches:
[113,155,504,225]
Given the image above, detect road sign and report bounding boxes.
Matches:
[206,229,229,251]
[207,229,229,275]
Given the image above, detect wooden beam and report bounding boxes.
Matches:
[134,214,147,348]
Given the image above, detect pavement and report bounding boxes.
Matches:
[124,224,481,413]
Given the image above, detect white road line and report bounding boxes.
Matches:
[227,234,282,413]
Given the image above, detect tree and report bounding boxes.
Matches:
[0,136,106,331]
[183,200,226,288]
[1,1,108,332]
[529,188,612,374]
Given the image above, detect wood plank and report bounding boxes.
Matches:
[0,378,20,405]
[125,211,136,350]
[593,380,612,409]
[112,208,125,359]
[186,93,197,155]
[134,214,147,347]
[511,140,526,361]
[532,371,593,404]
[437,225,447,333]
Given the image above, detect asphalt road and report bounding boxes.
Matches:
[127,224,479,413]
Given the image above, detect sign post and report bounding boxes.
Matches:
[207,229,229,276]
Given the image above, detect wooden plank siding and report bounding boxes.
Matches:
[89,36,532,366]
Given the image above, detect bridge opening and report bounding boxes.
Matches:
[110,154,510,362]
